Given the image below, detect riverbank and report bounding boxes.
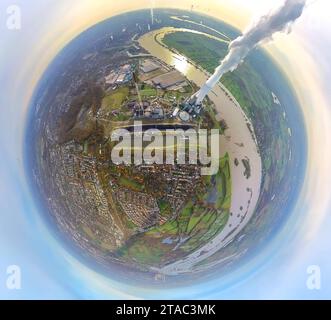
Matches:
[139,28,262,274]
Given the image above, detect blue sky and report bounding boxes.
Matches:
[0,0,331,299]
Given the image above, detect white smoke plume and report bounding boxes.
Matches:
[194,0,307,104]
[150,0,155,25]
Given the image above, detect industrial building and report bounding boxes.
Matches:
[151,70,186,89]
[140,59,161,73]
[104,63,133,86]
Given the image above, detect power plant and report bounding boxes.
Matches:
[180,80,218,117]
[179,0,307,118]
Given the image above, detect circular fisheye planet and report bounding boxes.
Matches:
[25,9,306,286]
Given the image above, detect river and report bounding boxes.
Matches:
[138,27,262,275]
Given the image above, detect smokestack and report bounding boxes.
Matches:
[194,0,307,104]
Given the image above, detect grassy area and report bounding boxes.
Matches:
[82,225,95,239]
[163,32,228,72]
[81,224,115,251]
[118,176,144,192]
[140,88,157,98]
[180,210,229,253]
[201,154,231,210]
[187,215,201,234]
[157,199,172,218]
[126,219,138,230]
[117,237,168,265]
[218,153,231,210]
[112,113,131,121]
[101,87,129,111]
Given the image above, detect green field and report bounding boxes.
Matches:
[118,176,144,192]
[218,154,231,209]
[101,87,129,111]
[140,87,157,98]
[163,32,228,72]
[157,199,172,218]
